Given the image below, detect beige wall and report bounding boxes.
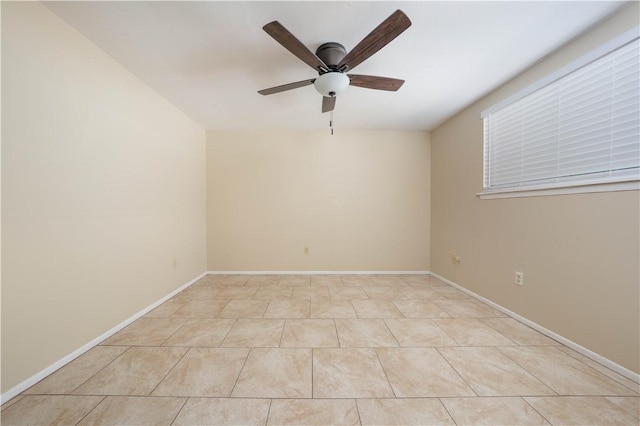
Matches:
[1,3,207,393]
[207,130,430,271]
[430,3,640,373]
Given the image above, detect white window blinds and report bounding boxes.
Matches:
[482,33,640,192]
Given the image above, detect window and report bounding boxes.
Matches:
[481,27,639,198]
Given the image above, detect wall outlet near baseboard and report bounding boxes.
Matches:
[451,255,461,264]
[515,271,524,286]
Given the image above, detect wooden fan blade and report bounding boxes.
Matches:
[322,96,336,113]
[337,10,411,72]
[348,74,405,91]
[258,79,315,95]
[263,21,328,71]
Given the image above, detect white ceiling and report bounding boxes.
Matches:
[44,1,625,131]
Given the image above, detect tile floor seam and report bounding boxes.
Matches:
[159,320,191,347]
[0,395,24,411]
[521,395,554,425]
[429,300,453,317]
[278,318,287,347]
[311,348,314,399]
[496,346,572,396]
[556,347,640,394]
[608,395,640,417]
[349,299,359,319]
[381,319,402,347]
[470,347,560,397]
[228,348,252,398]
[71,394,107,425]
[215,298,232,317]
[259,298,270,317]
[479,320,521,346]
[353,398,364,425]
[433,347,479,397]
[217,318,237,348]
[147,347,192,397]
[264,398,273,426]
[334,318,344,347]
[68,345,132,395]
[168,395,189,425]
[430,319,463,348]
[435,397,458,425]
[331,318,341,348]
[372,348,398,399]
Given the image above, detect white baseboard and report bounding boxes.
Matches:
[207,270,430,275]
[428,272,640,386]
[0,271,207,404]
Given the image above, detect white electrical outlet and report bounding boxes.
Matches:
[515,271,524,286]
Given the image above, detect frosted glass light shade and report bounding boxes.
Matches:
[314,72,349,97]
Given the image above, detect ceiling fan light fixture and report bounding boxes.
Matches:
[314,72,349,97]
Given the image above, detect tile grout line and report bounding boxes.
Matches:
[228,348,252,398]
[158,319,190,347]
[430,319,464,348]
[214,298,232,318]
[264,399,273,426]
[311,348,314,399]
[218,318,240,347]
[433,347,479,397]
[168,396,190,426]
[147,347,192,397]
[520,396,553,426]
[69,346,132,395]
[604,395,640,417]
[381,319,402,348]
[436,397,458,426]
[476,318,521,346]
[349,299,360,319]
[493,346,559,396]
[373,348,398,399]
[554,346,640,394]
[332,318,341,348]
[72,395,107,425]
[259,297,270,318]
[353,398,363,425]
[278,319,287,347]
[0,395,24,412]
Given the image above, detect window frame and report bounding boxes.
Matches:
[479,25,640,199]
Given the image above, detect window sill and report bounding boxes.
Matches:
[478,179,640,199]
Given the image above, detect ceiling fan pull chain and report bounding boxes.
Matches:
[330,111,334,135]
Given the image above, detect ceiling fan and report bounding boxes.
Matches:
[258,10,412,114]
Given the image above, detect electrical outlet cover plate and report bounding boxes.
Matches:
[515,271,524,286]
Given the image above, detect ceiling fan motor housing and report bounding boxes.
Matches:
[316,42,347,69]
[314,42,349,97]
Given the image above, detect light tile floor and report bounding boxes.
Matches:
[2,274,639,425]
